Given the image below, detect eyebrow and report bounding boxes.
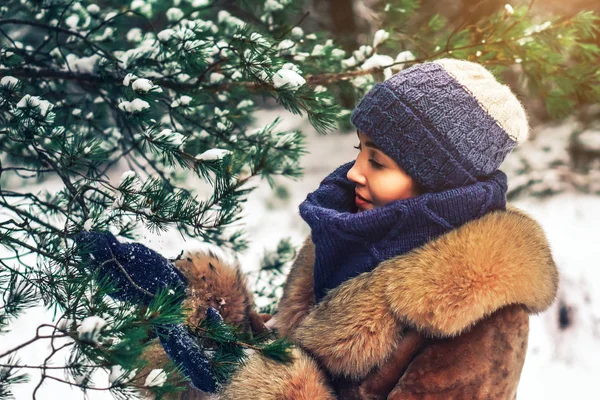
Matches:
[356,130,380,150]
[364,140,379,150]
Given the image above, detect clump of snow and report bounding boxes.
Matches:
[353,45,373,63]
[131,0,152,17]
[311,44,324,56]
[116,35,162,68]
[363,54,394,79]
[109,365,137,385]
[195,149,232,161]
[87,4,100,14]
[131,78,154,92]
[218,10,246,29]
[0,76,19,87]
[264,0,284,12]
[273,69,305,91]
[394,51,415,70]
[151,128,185,147]
[65,15,79,29]
[352,75,374,89]
[231,70,243,80]
[118,99,150,113]
[210,72,225,84]
[331,49,346,59]
[166,7,184,22]
[281,62,301,74]
[123,73,137,87]
[104,11,118,21]
[291,27,303,39]
[127,28,143,42]
[249,32,268,46]
[157,29,176,42]
[361,54,394,77]
[65,54,102,74]
[171,95,193,108]
[175,27,195,42]
[373,29,389,48]
[144,369,167,387]
[278,39,296,55]
[16,95,53,117]
[237,99,254,109]
[214,107,229,118]
[77,316,108,344]
[83,219,93,231]
[95,26,115,41]
[341,56,357,69]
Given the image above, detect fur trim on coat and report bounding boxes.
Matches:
[221,347,335,400]
[224,205,559,399]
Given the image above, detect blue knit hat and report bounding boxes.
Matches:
[350,58,529,193]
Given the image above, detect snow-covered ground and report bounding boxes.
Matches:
[2,108,599,399]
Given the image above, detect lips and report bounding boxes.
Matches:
[354,192,371,203]
[355,192,371,203]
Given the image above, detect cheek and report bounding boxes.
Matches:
[370,173,414,206]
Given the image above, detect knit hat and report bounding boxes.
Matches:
[350,58,529,193]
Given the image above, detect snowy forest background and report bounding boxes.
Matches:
[1,0,600,398]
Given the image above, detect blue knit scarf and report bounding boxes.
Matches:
[299,161,508,303]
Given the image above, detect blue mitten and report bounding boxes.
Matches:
[75,231,187,304]
[157,308,222,393]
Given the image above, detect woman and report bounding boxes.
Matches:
[221,59,559,399]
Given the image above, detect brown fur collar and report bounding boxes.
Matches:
[281,205,559,379]
[380,204,558,337]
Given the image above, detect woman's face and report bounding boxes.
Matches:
[347,131,420,212]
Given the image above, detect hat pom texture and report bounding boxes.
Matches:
[351,59,529,192]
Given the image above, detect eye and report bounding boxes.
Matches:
[369,159,384,169]
[353,144,361,150]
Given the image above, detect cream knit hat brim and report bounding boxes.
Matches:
[433,58,529,144]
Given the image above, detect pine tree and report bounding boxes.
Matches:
[1,0,599,398]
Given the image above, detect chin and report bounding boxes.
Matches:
[358,204,374,212]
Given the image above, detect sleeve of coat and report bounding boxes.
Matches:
[388,305,530,400]
[220,347,335,400]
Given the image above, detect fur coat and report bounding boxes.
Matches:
[221,205,558,399]
[142,205,558,399]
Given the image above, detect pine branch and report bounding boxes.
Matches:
[0,19,117,63]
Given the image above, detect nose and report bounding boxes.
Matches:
[347,161,366,186]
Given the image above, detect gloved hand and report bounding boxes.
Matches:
[75,231,218,393]
[157,307,223,393]
[75,231,187,304]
